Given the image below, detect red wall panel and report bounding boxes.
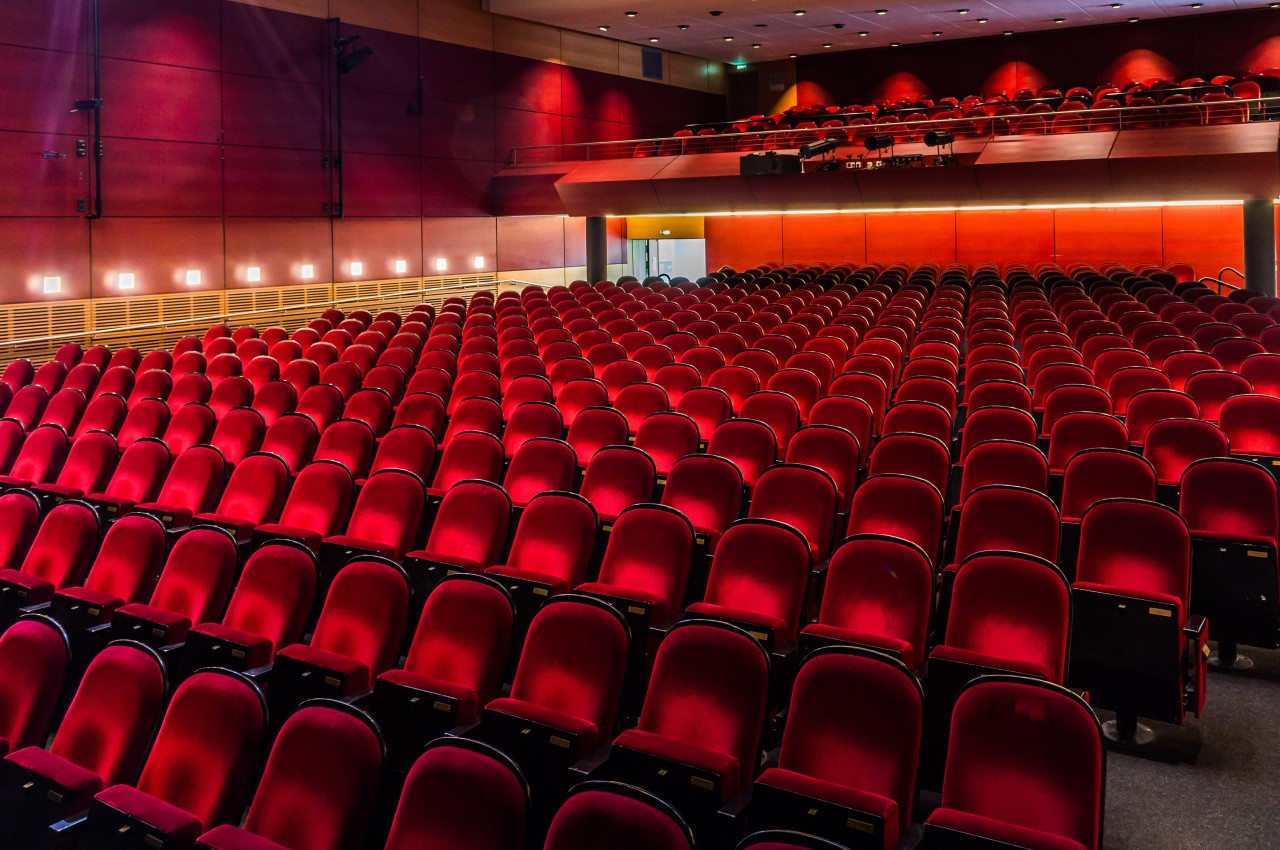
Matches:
[956,210,1056,267]
[101,58,221,143]
[0,218,90,303]
[497,216,567,271]
[420,39,496,107]
[866,212,958,266]
[0,45,89,135]
[1161,205,1244,280]
[705,215,784,271]
[105,140,224,217]
[562,67,622,123]
[221,74,325,150]
[0,131,85,217]
[99,0,221,71]
[224,218,333,289]
[1052,207,1164,268]
[90,218,225,296]
[421,99,497,162]
[342,88,421,157]
[332,218,423,281]
[781,214,866,266]
[341,30,420,97]
[494,108,563,162]
[564,217,587,268]
[221,3,326,84]
[493,54,562,115]
[341,154,422,218]
[0,4,88,53]
[422,158,500,218]
[224,146,328,218]
[423,217,499,274]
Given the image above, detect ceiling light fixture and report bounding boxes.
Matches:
[649,37,660,42]
[678,24,690,29]
[625,10,637,17]
[723,36,734,41]
[1054,17,1065,23]
[794,10,806,16]
[977,17,989,22]
[598,25,609,31]
[823,42,833,47]
[1128,16,1139,22]
[859,30,869,36]
[875,9,888,15]
[958,8,969,13]
[890,41,900,46]
[752,43,761,48]
[932,30,943,35]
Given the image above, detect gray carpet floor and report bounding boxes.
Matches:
[899,644,1280,849]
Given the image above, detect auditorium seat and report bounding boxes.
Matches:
[0,500,98,621]
[544,781,694,850]
[0,616,69,756]
[48,513,167,632]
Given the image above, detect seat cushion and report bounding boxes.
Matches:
[253,523,322,551]
[613,728,741,799]
[115,603,192,643]
[188,622,274,667]
[55,585,125,613]
[94,783,201,838]
[685,602,789,643]
[0,568,54,598]
[484,565,572,594]
[926,808,1087,850]
[196,824,291,850]
[6,746,102,809]
[322,535,396,560]
[277,644,370,693]
[193,513,256,540]
[406,549,483,574]
[576,581,674,622]
[485,696,598,753]
[928,644,1054,682]
[801,622,918,671]
[756,767,899,849]
[376,669,479,722]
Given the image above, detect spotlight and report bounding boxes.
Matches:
[801,138,840,159]
[932,31,943,36]
[1054,17,1065,23]
[924,130,954,147]
[794,9,806,15]
[823,43,833,48]
[859,30,869,36]
[1128,16,1139,22]
[864,133,895,151]
[724,36,734,41]
[958,7,969,13]
[752,43,761,48]
[890,41,901,46]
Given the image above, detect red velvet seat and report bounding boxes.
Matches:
[0,616,69,756]
[544,781,694,850]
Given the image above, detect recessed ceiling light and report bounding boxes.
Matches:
[1003,30,1014,35]
[649,37,659,42]
[1054,17,1065,23]
[752,43,761,48]
[789,53,798,58]
[755,23,768,27]
[1128,16,1139,22]
[977,17,989,22]
[794,10,806,16]
[858,30,869,36]
[625,10,637,16]
[876,9,888,15]
[598,25,608,31]
[890,41,900,46]
[1110,2,1123,6]
[932,31,943,36]
[723,36,734,41]
[678,24,690,29]
[1189,2,1201,6]
[958,8,969,13]
[823,42,833,47]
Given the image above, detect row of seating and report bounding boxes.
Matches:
[0,261,1269,850]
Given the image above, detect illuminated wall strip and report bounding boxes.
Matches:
[675,199,1248,218]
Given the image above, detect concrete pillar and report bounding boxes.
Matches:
[586,216,608,284]
[1243,199,1277,296]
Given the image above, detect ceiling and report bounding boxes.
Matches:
[486,0,1262,64]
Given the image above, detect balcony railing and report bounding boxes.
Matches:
[508,97,1277,165]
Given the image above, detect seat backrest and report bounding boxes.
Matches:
[705,519,810,645]
[544,782,693,850]
[660,454,743,540]
[1077,498,1191,610]
[638,622,769,791]
[81,513,168,605]
[868,432,950,495]
[1143,417,1229,485]
[242,702,384,850]
[1125,389,1200,447]
[431,431,504,492]
[402,575,514,710]
[503,492,598,587]
[1047,412,1129,472]
[311,559,410,680]
[135,669,266,829]
[315,418,377,479]
[148,527,238,625]
[154,444,226,516]
[425,480,512,569]
[846,474,944,564]
[778,649,923,836]
[219,542,317,659]
[1061,448,1156,522]
[596,505,695,622]
[212,452,289,525]
[580,446,656,521]
[1220,394,1280,455]
[0,617,69,751]
[19,501,98,590]
[385,739,528,850]
[278,460,355,538]
[54,429,118,493]
[942,678,1104,850]
[344,469,426,561]
[260,412,319,474]
[51,642,166,787]
[748,463,838,560]
[947,553,1071,682]
[1179,458,1279,544]
[955,484,1060,565]
[820,534,934,670]
[509,597,630,744]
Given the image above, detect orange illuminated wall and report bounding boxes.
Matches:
[704,205,1246,277]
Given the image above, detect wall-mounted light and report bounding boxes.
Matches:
[350,261,364,276]
[394,259,408,274]
[435,258,448,272]
[43,276,62,295]
[117,272,135,290]
[300,264,315,280]
[185,269,201,287]
[246,266,262,282]
[473,256,486,269]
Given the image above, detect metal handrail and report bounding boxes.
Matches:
[0,278,543,355]
[1216,267,1246,281]
[508,96,1278,164]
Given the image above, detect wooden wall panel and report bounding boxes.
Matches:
[0,132,85,218]
[493,16,562,64]
[1052,207,1165,269]
[329,0,418,37]
[0,219,91,303]
[866,212,958,266]
[781,215,866,266]
[561,30,619,76]
[99,0,222,70]
[497,216,567,271]
[331,218,423,280]
[104,140,225,217]
[1161,205,1245,281]
[0,45,90,136]
[423,217,499,274]
[90,218,226,296]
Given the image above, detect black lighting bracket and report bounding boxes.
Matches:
[77,0,104,219]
